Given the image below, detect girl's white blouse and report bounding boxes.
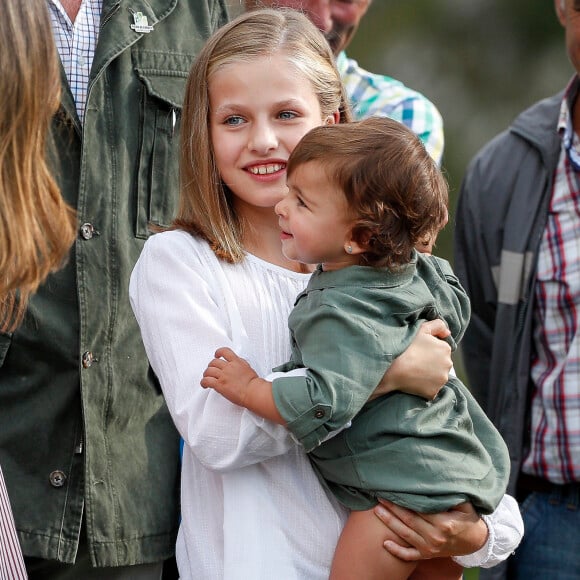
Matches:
[129,230,522,579]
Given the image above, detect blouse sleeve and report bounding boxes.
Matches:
[453,494,523,568]
[129,233,296,472]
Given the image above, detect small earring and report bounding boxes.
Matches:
[346,245,353,254]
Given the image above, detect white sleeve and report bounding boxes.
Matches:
[453,494,523,568]
[129,233,296,473]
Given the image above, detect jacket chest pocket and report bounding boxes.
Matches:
[133,51,193,239]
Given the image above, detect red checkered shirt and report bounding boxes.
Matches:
[526,77,580,484]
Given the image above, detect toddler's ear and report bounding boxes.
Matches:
[344,239,367,256]
[324,110,340,125]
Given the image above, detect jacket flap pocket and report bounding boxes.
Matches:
[133,50,194,108]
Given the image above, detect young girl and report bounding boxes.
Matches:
[130,8,522,579]
[201,116,512,579]
[0,2,76,578]
[0,1,75,332]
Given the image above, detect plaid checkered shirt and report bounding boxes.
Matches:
[47,0,101,124]
[336,51,444,166]
[526,76,580,484]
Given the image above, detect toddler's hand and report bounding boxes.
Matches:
[201,347,259,407]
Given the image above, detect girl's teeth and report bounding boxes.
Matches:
[249,164,284,175]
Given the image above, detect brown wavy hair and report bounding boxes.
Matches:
[174,8,352,263]
[0,0,76,331]
[287,116,449,269]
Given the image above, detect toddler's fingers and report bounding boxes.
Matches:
[206,357,227,370]
[215,346,236,360]
[200,376,215,389]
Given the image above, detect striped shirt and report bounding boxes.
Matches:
[526,76,580,484]
[336,51,444,166]
[0,466,26,580]
[47,0,102,124]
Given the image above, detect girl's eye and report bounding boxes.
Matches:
[297,196,307,208]
[279,111,298,121]
[224,115,244,126]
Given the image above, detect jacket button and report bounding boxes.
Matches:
[82,351,94,368]
[49,470,66,488]
[80,223,95,240]
[314,409,325,419]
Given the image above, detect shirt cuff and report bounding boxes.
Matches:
[453,494,523,568]
[452,516,494,568]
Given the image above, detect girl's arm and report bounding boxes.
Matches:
[130,233,295,472]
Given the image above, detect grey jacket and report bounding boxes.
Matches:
[0,0,228,567]
[454,89,565,579]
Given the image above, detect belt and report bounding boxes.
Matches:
[518,473,580,494]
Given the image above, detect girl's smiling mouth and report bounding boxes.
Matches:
[246,162,286,175]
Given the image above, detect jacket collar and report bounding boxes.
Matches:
[56,0,178,132]
[510,80,567,170]
[305,252,418,293]
[102,0,177,23]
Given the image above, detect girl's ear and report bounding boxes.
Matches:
[324,110,340,125]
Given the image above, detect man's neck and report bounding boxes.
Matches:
[60,0,83,22]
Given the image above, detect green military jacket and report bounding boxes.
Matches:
[0,0,228,566]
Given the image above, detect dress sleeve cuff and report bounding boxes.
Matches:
[452,494,523,568]
[452,516,494,568]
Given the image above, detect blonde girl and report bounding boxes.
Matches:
[0,1,76,332]
[130,8,516,579]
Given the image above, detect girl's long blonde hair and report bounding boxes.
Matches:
[174,8,352,262]
[0,1,76,332]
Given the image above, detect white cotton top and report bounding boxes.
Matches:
[129,230,523,579]
[130,230,347,579]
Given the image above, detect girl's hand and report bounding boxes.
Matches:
[370,319,452,401]
[373,500,487,560]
